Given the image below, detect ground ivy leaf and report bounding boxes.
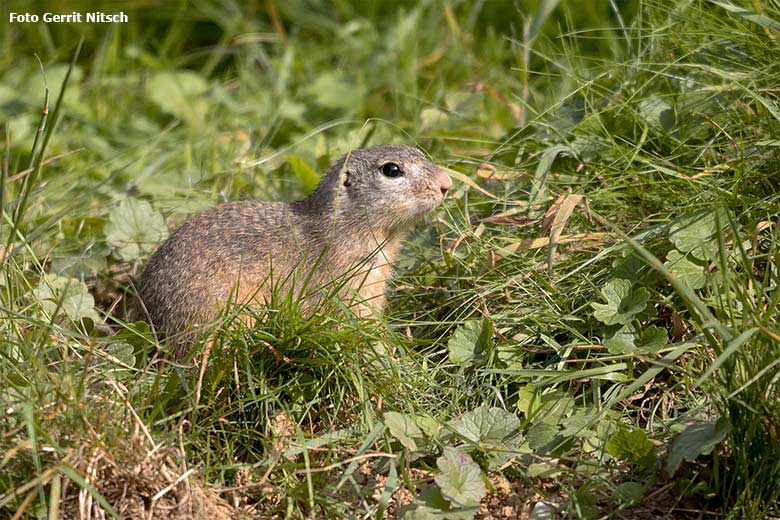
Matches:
[434,447,487,507]
[526,422,560,453]
[447,319,492,366]
[605,428,656,468]
[385,412,425,452]
[637,325,668,352]
[668,208,728,261]
[419,107,450,132]
[591,279,650,325]
[105,198,169,261]
[448,405,521,447]
[665,250,707,289]
[147,70,209,129]
[606,325,668,355]
[666,417,731,477]
[604,327,637,355]
[33,274,99,322]
[526,463,562,479]
[529,501,555,520]
[399,505,443,520]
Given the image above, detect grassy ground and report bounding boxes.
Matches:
[1,0,779,518]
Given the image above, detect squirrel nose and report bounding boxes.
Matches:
[436,168,453,196]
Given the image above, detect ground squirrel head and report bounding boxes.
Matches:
[311,145,452,234]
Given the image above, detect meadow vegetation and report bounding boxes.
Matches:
[1,0,779,518]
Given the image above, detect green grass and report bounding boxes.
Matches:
[1,0,779,518]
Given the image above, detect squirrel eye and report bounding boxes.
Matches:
[381,162,403,178]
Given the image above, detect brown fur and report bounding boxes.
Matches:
[134,145,451,355]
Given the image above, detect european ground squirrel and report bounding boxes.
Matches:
[135,145,452,352]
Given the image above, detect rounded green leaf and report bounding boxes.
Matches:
[105,198,169,261]
[605,428,656,468]
[666,417,731,477]
[664,250,707,289]
[448,405,521,447]
[591,279,650,325]
[384,412,426,452]
[147,70,209,129]
[33,274,99,322]
[434,447,486,507]
[447,319,492,366]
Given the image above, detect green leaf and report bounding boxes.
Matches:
[529,501,555,520]
[450,405,522,470]
[526,462,562,479]
[517,384,541,418]
[50,247,108,280]
[605,325,668,355]
[591,279,650,325]
[613,482,645,507]
[434,447,487,507]
[399,505,443,520]
[399,487,477,520]
[419,107,450,132]
[447,319,492,366]
[666,417,731,476]
[604,328,637,355]
[665,250,707,289]
[638,97,675,133]
[105,198,169,261]
[287,155,320,193]
[147,70,210,129]
[605,428,656,468]
[668,208,728,261]
[448,406,521,448]
[385,412,426,452]
[571,485,599,520]
[304,72,358,110]
[100,342,136,380]
[526,422,560,453]
[33,274,99,322]
[638,325,669,352]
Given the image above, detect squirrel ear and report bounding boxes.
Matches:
[343,171,352,187]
